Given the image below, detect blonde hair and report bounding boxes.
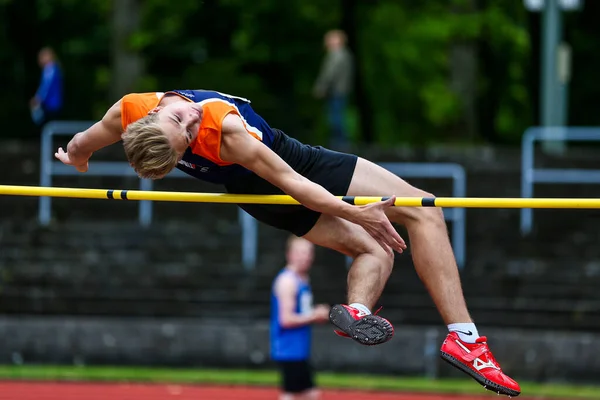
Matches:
[122,113,179,179]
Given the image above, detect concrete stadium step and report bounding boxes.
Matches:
[2,282,600,331]
[466,310,600,331]
[380,308,600,331]
[0,301,269,319]
[0,291,290,319]
[382,293,600,314]
[465,280,600,300]
[0,286,267,303]
[0,263,263,289]
[4,147,600,331]
[4,252,599,298]
[3,211,600,279]
[5,281,599,317]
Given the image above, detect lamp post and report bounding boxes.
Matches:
[524,0,583,153]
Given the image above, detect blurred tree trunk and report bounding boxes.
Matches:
[111,0,144,100]
[341,0,374,144]
[449,0,478,140]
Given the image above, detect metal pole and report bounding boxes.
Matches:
[521,129,535,236]
[240,209,257,271]
[38,124,53,226]
[540,0,566,154]
[452,167,466,270]
[139,178,153,227]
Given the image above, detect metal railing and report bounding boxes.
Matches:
[39,121,154,226]
[520,127,600,235]
[38,121,257,270]
[39,121,467,270]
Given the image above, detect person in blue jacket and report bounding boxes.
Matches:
[30,47,63,126]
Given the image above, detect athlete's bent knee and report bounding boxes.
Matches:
[349,242,394,273]
[372,245,394,275]
[397,189,445,228]
[420,191,445,222]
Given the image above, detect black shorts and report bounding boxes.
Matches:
[277,360,315,393]
[224,129,358,236]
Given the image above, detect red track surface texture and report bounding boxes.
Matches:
[0,381,529,400]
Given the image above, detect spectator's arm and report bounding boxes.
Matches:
[274,274,316,329]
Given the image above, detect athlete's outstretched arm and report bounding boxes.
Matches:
[54,100,123,172]
[219,114,406,254]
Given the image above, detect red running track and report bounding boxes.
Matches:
[0,381,530,400]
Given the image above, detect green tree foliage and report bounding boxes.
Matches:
[0,0,597,145]
[359,0,532,144]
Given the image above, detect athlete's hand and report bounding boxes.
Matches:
[312,304,331,323]
[55,147,89,173]
[352,196,407,254]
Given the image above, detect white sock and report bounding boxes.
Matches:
[448,323,480,343]
[349,303,371,316]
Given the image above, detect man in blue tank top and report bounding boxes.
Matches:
[271,236,329,400]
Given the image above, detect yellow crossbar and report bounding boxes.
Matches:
[0,185,599,209]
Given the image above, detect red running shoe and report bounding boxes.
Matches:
[440,332,521,397]
[329,304,394,345]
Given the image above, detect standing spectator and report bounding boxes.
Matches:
[270,236,330,400]
[30,47,63,126]
[313,30,354,150]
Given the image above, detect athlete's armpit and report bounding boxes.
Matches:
[79,99,123,149]
[219,113,305,193]
[220,113,361,224]
[103,100,125,136]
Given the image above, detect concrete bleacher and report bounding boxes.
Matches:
[2,203,600,331]
[2,142,600,332]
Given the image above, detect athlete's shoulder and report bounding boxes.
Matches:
[198,93,255,135]
[172,89,252,104]
[122,92,163,106]
[120,92,163,129]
